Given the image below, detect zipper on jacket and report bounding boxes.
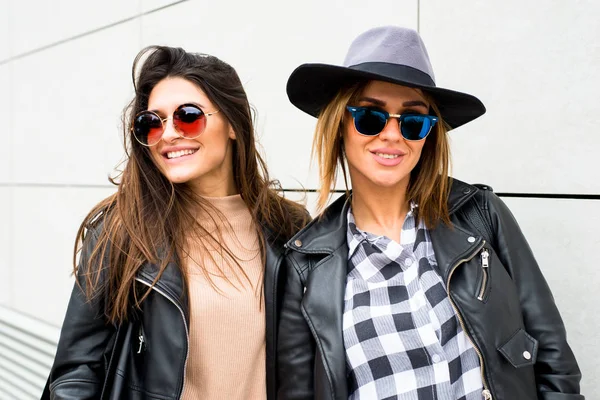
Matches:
[135,278,189,399]
[477,249,490,301]
[137,324,145,354]
[446,241,493,400]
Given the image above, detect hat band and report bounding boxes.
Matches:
[348,62,436,87]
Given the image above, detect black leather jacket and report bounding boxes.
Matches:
[277,179,583,400]
[44,224,288,400]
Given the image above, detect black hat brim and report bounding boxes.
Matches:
[286,63,486,129]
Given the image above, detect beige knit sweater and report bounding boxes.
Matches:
[181,195,266,400]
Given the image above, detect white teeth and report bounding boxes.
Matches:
[167,149,196,159]
[376,153,400,159]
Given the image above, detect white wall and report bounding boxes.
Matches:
[0,0,598,397]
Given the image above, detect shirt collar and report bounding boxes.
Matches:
[346,208,365,260]
[346,201,418,258]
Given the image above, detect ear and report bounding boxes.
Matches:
[228,125,236,140]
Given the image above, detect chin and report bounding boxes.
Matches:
[370,180,404,189]
[163,170,199,184]
[366,173,409,189]
[167,177,191,184]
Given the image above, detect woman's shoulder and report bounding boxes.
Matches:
[284,193,350,254]
[449,177,525,244]
[259,191,312,246]
[281,198,312,227]
[448,177,502,211]
[449,177,493,196]
[82,202,114,242]
[76,195,118,271]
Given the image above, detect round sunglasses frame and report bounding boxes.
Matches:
[346,106,438,141]
[131,104,221,147]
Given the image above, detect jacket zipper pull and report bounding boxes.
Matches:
[481,249,489,269]
[482,389,492,399]
[137,326,145,354]
[477,249,490,301]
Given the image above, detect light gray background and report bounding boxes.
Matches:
[0,0,598,397]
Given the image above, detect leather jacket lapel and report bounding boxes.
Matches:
[301,244,349,399]
[429,221,484,284]
[286,194,352,399]
[137,259,190,324]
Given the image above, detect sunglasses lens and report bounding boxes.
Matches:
[133,112,163,146]
[353,109,387,136]
[401,115,432,140]
[174,105,206,138]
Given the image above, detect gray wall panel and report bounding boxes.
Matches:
[420,0,600,194]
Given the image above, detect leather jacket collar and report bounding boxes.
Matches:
[286,178,479,255]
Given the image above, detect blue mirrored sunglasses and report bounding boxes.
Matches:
[346,106,438,140]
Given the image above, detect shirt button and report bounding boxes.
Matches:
[404,258,413,267]
[432,354,441,363]
[523,351,532,360]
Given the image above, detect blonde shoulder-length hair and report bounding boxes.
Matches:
[312,82,452,228]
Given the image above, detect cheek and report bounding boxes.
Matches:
[343,129,373,162]
[148,147,164,166]
[342,125,360,160]
[409,140,427,161]
[205,121,234,148]
[203,135,231,158]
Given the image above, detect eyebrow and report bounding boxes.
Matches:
[358,97,429,109]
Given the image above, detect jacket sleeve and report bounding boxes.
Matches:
[46,228,116,400]
[277,255,315,400]
[485,192,584,399]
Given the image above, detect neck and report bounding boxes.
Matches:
[189,176,238,198]
[188,146,238,197]
[350,181,411,243]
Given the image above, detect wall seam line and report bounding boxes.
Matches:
[0,0,190,66]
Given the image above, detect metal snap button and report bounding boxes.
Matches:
[467,236,476,243]
[523,351,532,360]
[294,239,302,247]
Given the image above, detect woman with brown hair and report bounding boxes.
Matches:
[277,26,583,399]
[43,46,309,399]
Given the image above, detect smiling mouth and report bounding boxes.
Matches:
[374,152,401,159]
[166,149,198,159]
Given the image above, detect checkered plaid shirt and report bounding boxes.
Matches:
[343,204,483,400]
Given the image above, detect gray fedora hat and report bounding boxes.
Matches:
[286,26,486,129]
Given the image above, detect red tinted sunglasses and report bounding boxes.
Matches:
[132,103,220,146]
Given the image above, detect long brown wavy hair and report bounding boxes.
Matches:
[312,81,452,228]
[75,46,309,324]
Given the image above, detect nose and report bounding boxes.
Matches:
[160,118,180,143]
[377,117,403,142]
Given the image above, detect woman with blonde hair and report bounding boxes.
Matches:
[44,45,309,399]
[277,26,583,400]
